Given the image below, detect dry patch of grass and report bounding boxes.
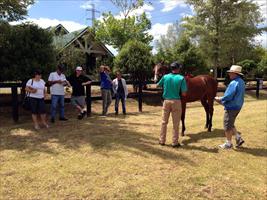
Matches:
[0,92,266,199]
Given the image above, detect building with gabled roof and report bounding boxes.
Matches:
[49,24,114,73]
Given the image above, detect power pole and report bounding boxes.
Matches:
[86,3,100,27]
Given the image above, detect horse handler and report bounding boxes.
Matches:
[215,65,245,149]
[157,62,187,148]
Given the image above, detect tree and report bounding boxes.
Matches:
[114,40,152,81]
[0,0,34,21]
[154,27,207,75]
[93,0,152,50]
[183,0,264,78]
[155,21,182,51]
[0,22,56,81]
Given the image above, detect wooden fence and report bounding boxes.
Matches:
[0,78,266,122]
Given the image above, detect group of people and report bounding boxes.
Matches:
[25,65,128,130]
[157,62,245,149]
[25,62,245,150]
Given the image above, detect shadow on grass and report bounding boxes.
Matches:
[234,147,267,157]
[182,129,225,146]
[180,129,225,154]
[0,116,195,165]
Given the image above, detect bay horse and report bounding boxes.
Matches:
[153,63,218,136]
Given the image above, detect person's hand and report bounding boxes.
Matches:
[214,96,222,104]
[57,80,62,84]
[31,88,37,93]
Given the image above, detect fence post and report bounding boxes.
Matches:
[11,86,19,122]
[86,84,92,116]
[256,78,263,99]
[138,81,143,112]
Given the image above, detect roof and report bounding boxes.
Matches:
[52,26,114,57]
[46,24,69,35]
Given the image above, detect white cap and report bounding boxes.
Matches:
[76,66,83,71]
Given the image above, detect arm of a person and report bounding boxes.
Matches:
[48,73,60,85]
[181,78,188,97]
[221,82,237,103]
[25,80,36,93]
[157,76,164,88]
[82,75,92,86]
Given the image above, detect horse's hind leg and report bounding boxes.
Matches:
[207,98,214,132]
[201,97,209,129]
[181,102,186,136]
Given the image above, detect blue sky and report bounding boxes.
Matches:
[16,0,267,53]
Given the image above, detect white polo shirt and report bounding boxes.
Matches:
[48,72,66,95]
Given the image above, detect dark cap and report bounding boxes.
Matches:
[170,62,181,70]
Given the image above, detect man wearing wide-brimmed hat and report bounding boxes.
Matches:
[215,65,245,149]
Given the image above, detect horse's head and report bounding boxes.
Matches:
[153,62,170,82]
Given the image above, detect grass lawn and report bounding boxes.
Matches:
[0,91,266,199]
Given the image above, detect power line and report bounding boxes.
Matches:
[86,3,100,26]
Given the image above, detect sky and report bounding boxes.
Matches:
[14,0,267,54]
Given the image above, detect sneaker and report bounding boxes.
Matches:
[172,143,181,148]
[34,125,40,130]
[59,117,68,121]
[44,124,49,128]
[82,111,87,117]
[50,118,55,123]
[236,138,245,147]
[219,142,233,149]
[77,114,83,120]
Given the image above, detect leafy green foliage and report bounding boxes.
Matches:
[237,59,257,77]
[183,0,264,77]
[94,12,152,50]
[154,31,208,75]
[0,22,56,81]
[0,0,34,21]
[114,40,152,81]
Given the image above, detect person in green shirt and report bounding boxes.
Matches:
[157,62,187,147]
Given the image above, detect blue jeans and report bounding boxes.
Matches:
[51,95,65,119]
[115,93,126,114]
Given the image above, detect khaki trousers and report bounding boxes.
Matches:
[160,100,182,145]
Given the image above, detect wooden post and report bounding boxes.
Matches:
[11,86,19,122]
[86,84,92,116]
[138,81,143,112]
[256,78,260,99]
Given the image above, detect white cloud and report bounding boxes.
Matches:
[80,0,100,9]
[149,22,172,41]
[160,0,187,12]
[113,3,154,19]
[10,18,87,32]
[255,32,267,48]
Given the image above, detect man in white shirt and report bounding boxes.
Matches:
[48,65,70,123]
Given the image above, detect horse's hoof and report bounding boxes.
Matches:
[181,133,185,137]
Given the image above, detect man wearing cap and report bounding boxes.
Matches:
[48,64,70,123]
[215,65,245,149]
[157,62,187,148]
[67,66,92,119]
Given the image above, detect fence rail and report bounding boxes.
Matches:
[0,78,266,122]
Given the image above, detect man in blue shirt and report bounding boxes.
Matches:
[100,65,113,116]
[215,65,245,149]
[157,62,187,148]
